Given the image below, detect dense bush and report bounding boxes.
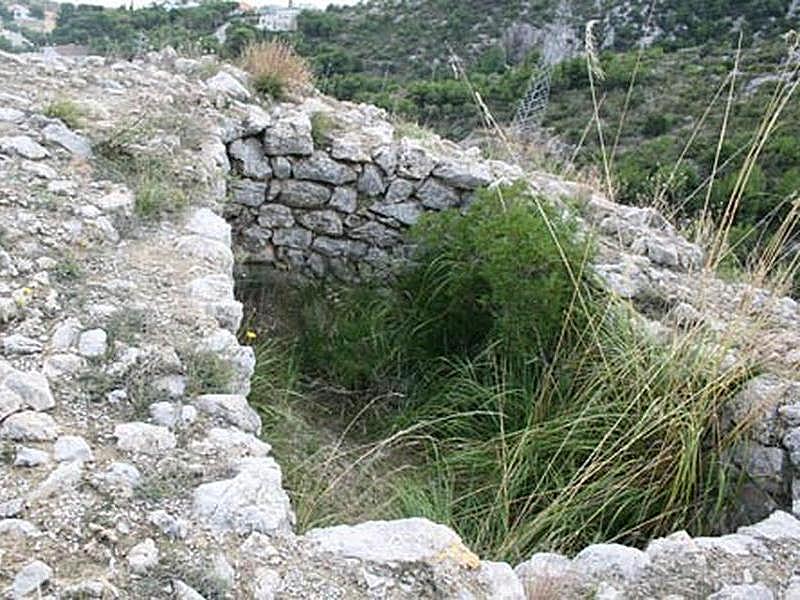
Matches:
[258,182,751,562]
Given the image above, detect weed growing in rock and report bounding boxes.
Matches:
[44,98,86,130]
[310,111,341,149]
[53,257,83,282]
[240,40,312,100]
[93,119,191,221]
[182,351,233,397]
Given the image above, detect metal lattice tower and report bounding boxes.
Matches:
[512,2,575,136]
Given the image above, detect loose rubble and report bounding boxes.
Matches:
[1,46,800,599]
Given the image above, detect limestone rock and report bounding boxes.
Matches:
[4,368,55,411]
[305,517,463,563]
[207,71,251,101]
[14,446,50,467]
[194,394,261,434]
[293,151,358,185]
[571,543,650,582]
[193,456,293,534]
[127,538,159,574]
[231,179,268,208]
[53,435,93,462]
[42,122,92,158]
[12,560,53,597]
[0,135,49,159]
[278,179,331,208]
[3,334,43,354]
[78,328,108,358]
[229,137,271,179]
[114,422,177,455]
[263,112,313,156]
[1,411,60,441]
[185,208,232,245]
[707,584,774,600]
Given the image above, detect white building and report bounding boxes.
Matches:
[8,3,32,20]
[255,3,301,32]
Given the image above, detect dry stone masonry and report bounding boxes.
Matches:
[2,46,800,598]
[222,97,523,280]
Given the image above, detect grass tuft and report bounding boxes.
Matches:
[240,40,312,100]
[44,98,86,130]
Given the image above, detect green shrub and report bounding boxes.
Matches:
[44,98,86,130]
[266,181,757,563]
[310,111,341,149]
[252,73,286,100]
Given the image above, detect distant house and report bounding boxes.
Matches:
[255,3,301,32]
[8,3,31,21]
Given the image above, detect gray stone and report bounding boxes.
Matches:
[5,369,55,411]
[0,387,21,421]
[370,201,423,226]
[254,567,281,600]
[385,179,415,203]
[480,561,525,599]
[278,180,331,208]
[186,274,242,332]
[273,227,313,249]
[190,427,272,459]
[128,538,159,574]
[297,210,343,236]
[707,584,774,600]
[174,580,206,600]
[258,204,295,228]
[0,107,24,123]
[373,145,398,176]
[357,164,386,197]
[206,71,251,101]
[514,552,573,589]
[416,178,460,209]
[54,435,93,462]
[78,328,108,358]
[433,161,493,189]
[0,498,24,518]
[42,122,92,158]
[330,132,371,162]
[738,510,800,542]
[231,179,267,208]
[193,457,293,534]
[194,394,261,434]
[114,422,177,455]
[350,221,402,247]
[197,330,254,397]
[12,560,53,597]
[784,428,800,466]
[396,140,436,179]
[211,553,236,591]
[29,459,83,500]
[312,237,365,259]
[293,151,357,185]
[329,187,358,213]
[0,518,40,537]
[306,518,463,563]
[148,509,188,540]
[153,375,187,400]
[14,447,50,467]
[3,334,43,354]
[50,319,81,351]
[0,135,49,160]
[733,443,786,495]
[185,208,232,245]
[271,156,292,179]
[1,411,59,441]
[263,113,313,156]
[229,137,271,179]
[177,236,234,274]
[97,461,141,496]
[572,543,650,582]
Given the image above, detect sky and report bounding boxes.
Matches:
[52,0,361,8]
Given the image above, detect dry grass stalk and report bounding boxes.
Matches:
[240,40,313,99]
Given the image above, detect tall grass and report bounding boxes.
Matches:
[240,40,312,101]
[244,183,756,563]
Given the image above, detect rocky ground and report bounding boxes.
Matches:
[1,47,800,599]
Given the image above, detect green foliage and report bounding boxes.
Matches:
[252,72,285,99]
[44,98,86,130]
[254,182,751,562]
[183,351,234,397]
[310,111,340,148]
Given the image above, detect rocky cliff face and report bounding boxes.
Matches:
[1,47,800,599]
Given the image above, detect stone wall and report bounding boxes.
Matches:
[220,98,523,280]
